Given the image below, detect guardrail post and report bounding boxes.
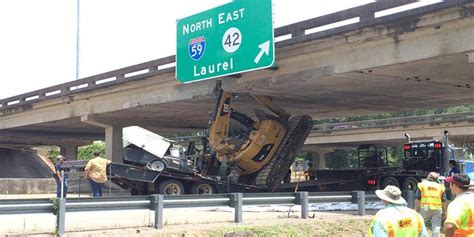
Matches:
[229,193,243,223]
[295,192,309,219]
[58,198,66,235]
[152,194,164,229]
[357,191,365,216]
[60,170,65,199]
[351,191,358,203]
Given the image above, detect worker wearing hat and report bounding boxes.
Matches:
[444,173,474,237]
[369,185,427,237]
[415,172,447,237]
[54,155,68,198]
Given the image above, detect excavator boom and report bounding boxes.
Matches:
[252,95,291,121]
[208,90,232,155]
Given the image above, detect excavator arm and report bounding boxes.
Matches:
[208,90,233,158]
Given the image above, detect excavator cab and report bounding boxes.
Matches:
[208,88,313,188]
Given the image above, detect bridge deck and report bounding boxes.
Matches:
[0,0,473,148]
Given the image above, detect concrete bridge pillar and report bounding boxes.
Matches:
[316,149,333,169]
[105,126,123,163]
[81,115,124,163]
[302,146,333,169]
[59,144,78,160]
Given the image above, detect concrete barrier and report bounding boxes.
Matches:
[0,176,125,195]
[0,178,56,194]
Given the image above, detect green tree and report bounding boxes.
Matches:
[326,149,355,169]
[386,146,403,166]
[48,149,60,163]
[77,141,105,160]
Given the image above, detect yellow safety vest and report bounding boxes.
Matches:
[418,181,445,210]
[450,195,474,237]
[369,205,423,237]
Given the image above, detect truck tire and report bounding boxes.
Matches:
[157,179,184,195]
[190,183,215,195]
[402,177,418,191]
[381,176,399,188]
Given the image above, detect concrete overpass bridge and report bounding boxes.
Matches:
[306,112,474,147]
[302,112,474,169]
[0,0,473,161]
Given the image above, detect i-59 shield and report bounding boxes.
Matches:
[188,36,206,61]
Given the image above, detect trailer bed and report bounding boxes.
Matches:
[275,166,402,191]
[109,163,269,194]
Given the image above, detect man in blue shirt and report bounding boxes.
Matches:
[54,155,68,198]
[448,160,461,177]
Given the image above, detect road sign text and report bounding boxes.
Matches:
[176,0,274,83]
[218,8,245,25]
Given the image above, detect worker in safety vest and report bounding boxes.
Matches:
[369,185,428,237]
[444,173,474,237]
[415,172,447,237]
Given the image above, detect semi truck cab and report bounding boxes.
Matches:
[403,140,446,176]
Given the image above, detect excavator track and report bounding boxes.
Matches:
[255,115,313,188]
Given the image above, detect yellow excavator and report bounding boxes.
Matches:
[208,88,313,188]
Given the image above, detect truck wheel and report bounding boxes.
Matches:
[190,183,215,195]
[157,179,184,195]
[402,177,418,191]
[146,159,166,172]
[381,176,399,188]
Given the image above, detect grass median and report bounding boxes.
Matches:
[179,219,372,237]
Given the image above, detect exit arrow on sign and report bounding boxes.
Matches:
[254,40,270,64]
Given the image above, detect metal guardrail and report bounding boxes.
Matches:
[0,190,414,235]
[0,199,53,214]
[0,0,471,112]
[312,112,474,132]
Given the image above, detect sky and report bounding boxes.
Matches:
[0,0,440,99]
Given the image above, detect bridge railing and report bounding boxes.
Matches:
[0,0,468,112]
[274,0,417,42]
[312,112,474,132]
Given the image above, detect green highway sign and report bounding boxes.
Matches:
[176,0,274,83]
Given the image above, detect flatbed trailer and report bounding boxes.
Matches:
[276,166,425,192]
[109,163,270,195]
[109,162,425,194]
[108,129,455,195]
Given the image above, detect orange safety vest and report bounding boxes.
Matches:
[451,195,474,237]
[418,181,445,210]
[369,205,423,237]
